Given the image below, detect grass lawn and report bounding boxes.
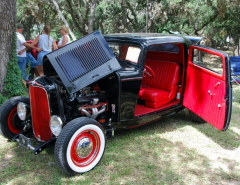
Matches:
[0,85,240,185]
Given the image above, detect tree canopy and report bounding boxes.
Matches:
[17,0,240,51]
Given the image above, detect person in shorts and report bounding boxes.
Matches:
[31,25,58,76]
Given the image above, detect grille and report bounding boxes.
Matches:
[29,85,52,142]
[45,31,121,93]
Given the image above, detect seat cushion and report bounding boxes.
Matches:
[139,87,172,108]
[139,87,169,102]
[145,99,171,109]
[139,60,180,108]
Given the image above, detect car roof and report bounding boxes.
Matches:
[104,33,193,46]
[183,35,206,44]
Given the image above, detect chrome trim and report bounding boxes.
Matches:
[76,137,93,158]
[121,77,142,81]
[79,104,107,119]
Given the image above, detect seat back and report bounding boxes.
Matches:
[142,60,180,92]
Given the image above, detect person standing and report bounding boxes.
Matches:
[58,25,71,48]
[31,25,58,76]
[16,23,42,81]
[26,49,39,78]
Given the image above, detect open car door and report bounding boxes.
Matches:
[183,45,232,131]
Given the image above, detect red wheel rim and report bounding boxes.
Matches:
[70,129,101,167]
[7,107,23,134]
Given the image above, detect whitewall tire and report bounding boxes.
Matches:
[54,117,106,175]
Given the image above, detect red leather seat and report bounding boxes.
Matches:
[139,60,180,108]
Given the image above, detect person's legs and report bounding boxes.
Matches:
[34,67,40,77]
[27,53,39,77]
[37,51,50,76]
[27,53,38,68]
[38,65,44,76]
[17,57,28,81]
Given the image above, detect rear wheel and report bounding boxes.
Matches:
[54,117,106,175]
[0,96,30,139]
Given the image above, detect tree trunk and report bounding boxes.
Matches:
[234,39,240,56]
[0,0,16,93]
[88,0,97,34]
[50,0,76,41]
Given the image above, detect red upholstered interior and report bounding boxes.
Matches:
[139,60,180,108]
[146,44,184,65]
[134,100,179,116]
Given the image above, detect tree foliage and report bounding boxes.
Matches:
[16,0,240,50]
[0,36,25,104]
[0,0,26,105]
[0,0,16,92]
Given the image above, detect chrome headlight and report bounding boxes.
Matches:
[50,115,63,136]
[17,102,27,121]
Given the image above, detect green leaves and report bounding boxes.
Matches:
[0,36,26,105]
[16,0,240,50]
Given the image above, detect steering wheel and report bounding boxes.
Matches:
[143,65,155,78]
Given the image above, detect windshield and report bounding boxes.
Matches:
[108,43,141,65]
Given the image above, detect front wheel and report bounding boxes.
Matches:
[54,117,106,175]
[0,96,30,140]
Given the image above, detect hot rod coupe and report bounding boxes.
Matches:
[0,31,232,175]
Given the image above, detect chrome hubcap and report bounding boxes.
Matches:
[76,137,93,158]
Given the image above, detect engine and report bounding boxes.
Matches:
[75,86,108,120]
[48,79,110,126]
[28,74,117,142]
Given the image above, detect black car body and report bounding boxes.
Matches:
[0,31,232,175]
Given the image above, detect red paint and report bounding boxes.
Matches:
[139,60,180,108]
[183,46,227,130]
[146,43,185,65]
[29,85,52,141]
[71,130,100,167]
[7,107,22,134]
[134,100,179,116]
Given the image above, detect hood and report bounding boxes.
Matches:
[43,31,121,93]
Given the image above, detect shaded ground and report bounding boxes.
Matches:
[0,85,240,185]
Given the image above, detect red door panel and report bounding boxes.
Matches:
[183,46,232,130]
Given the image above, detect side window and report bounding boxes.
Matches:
[125,47,141,64]
[108,43,141,64]
[193,49,223,75]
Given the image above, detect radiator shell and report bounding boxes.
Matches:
[29,84,52,142]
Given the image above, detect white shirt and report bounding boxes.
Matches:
[58,35,71,46]
[16,32,26,57]
[38,34,53,52]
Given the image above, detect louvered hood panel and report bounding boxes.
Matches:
[44,31,121,93]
